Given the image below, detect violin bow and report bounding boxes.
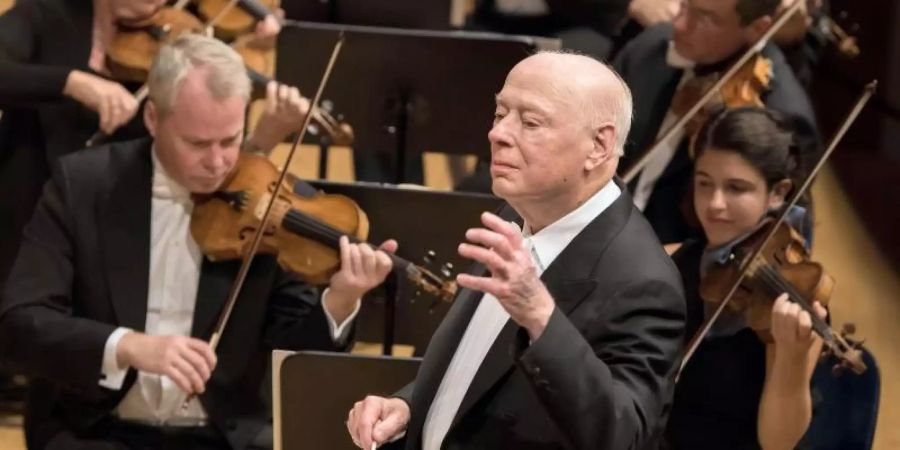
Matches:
[621,0,805,183]
[207,32,345,352]
[677,80,877,379]
[180,32,344,409]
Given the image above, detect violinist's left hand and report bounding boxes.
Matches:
[770,293,828,357]
[249,9,283,48]
[244,82,310,154]
[325,237,398,324]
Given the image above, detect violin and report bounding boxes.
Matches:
[106,6,205,83]
[678,80,878,378]
[773,0,860,58]
[670,53,773,146]
[699,217,865,373]
[90,6,354,147]
[196,0,279,40]
[190,152,457,301]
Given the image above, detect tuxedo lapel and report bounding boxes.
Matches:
[407,264,486,442]
[100,140,152,332]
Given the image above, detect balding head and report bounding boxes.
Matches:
[509,51,633,156]
[488,51,633,230]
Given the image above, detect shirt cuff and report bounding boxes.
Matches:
[321,287,361,344]
[99,327,132,390]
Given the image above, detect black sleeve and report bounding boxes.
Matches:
[0,162,117,393]
[263,273,350,352]
[0,0,73,108]
[513,279,685,450]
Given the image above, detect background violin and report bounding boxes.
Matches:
[90,6,355,147]
[196,0,279,40]
[773,0,860,58]
[106,6,204,83]
[670,53,773,148]
[622,0,804,183]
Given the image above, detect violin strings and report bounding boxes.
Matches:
[282,208,418,274]
[750,258,836,340]
[282,209,347,247]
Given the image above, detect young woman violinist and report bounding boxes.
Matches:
[663,106,826,450]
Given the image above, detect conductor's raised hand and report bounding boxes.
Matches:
[457,212,555,340]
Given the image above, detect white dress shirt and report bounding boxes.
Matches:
[421,180,621,450]
[99,148,358,424]
[632,42,696,211]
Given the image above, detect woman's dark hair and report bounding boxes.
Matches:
[693,106,803,191]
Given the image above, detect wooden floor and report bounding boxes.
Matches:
[812,166,900,449]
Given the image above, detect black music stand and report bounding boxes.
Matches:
[274,351,420,450]
[281,0,454,30]
[305,180,503,356]
[277,21,559,183]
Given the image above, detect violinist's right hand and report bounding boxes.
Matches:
[116,332,217,394]
[347,395,410,449]
[628,0,681,27]
[63,70,139,135]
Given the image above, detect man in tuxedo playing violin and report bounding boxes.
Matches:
[347,51,686,450]
[0,0,285,299]
[612,0,819,245]
[0,34,395,450]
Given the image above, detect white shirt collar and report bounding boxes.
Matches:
[666,41,696,70]
[521,179,621,273]
[151,147,191,201]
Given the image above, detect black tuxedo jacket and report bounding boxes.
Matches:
[0,138,342,450]
[392,182,686,450]
[613,24,819,244]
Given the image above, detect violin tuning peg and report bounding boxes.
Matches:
[441,262,454,278]
[841,322,857,336]
[423,250,436,265]
[308,124,320,136]
[321,99,334,113]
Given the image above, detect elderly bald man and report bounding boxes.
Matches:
[347,51,686,450]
